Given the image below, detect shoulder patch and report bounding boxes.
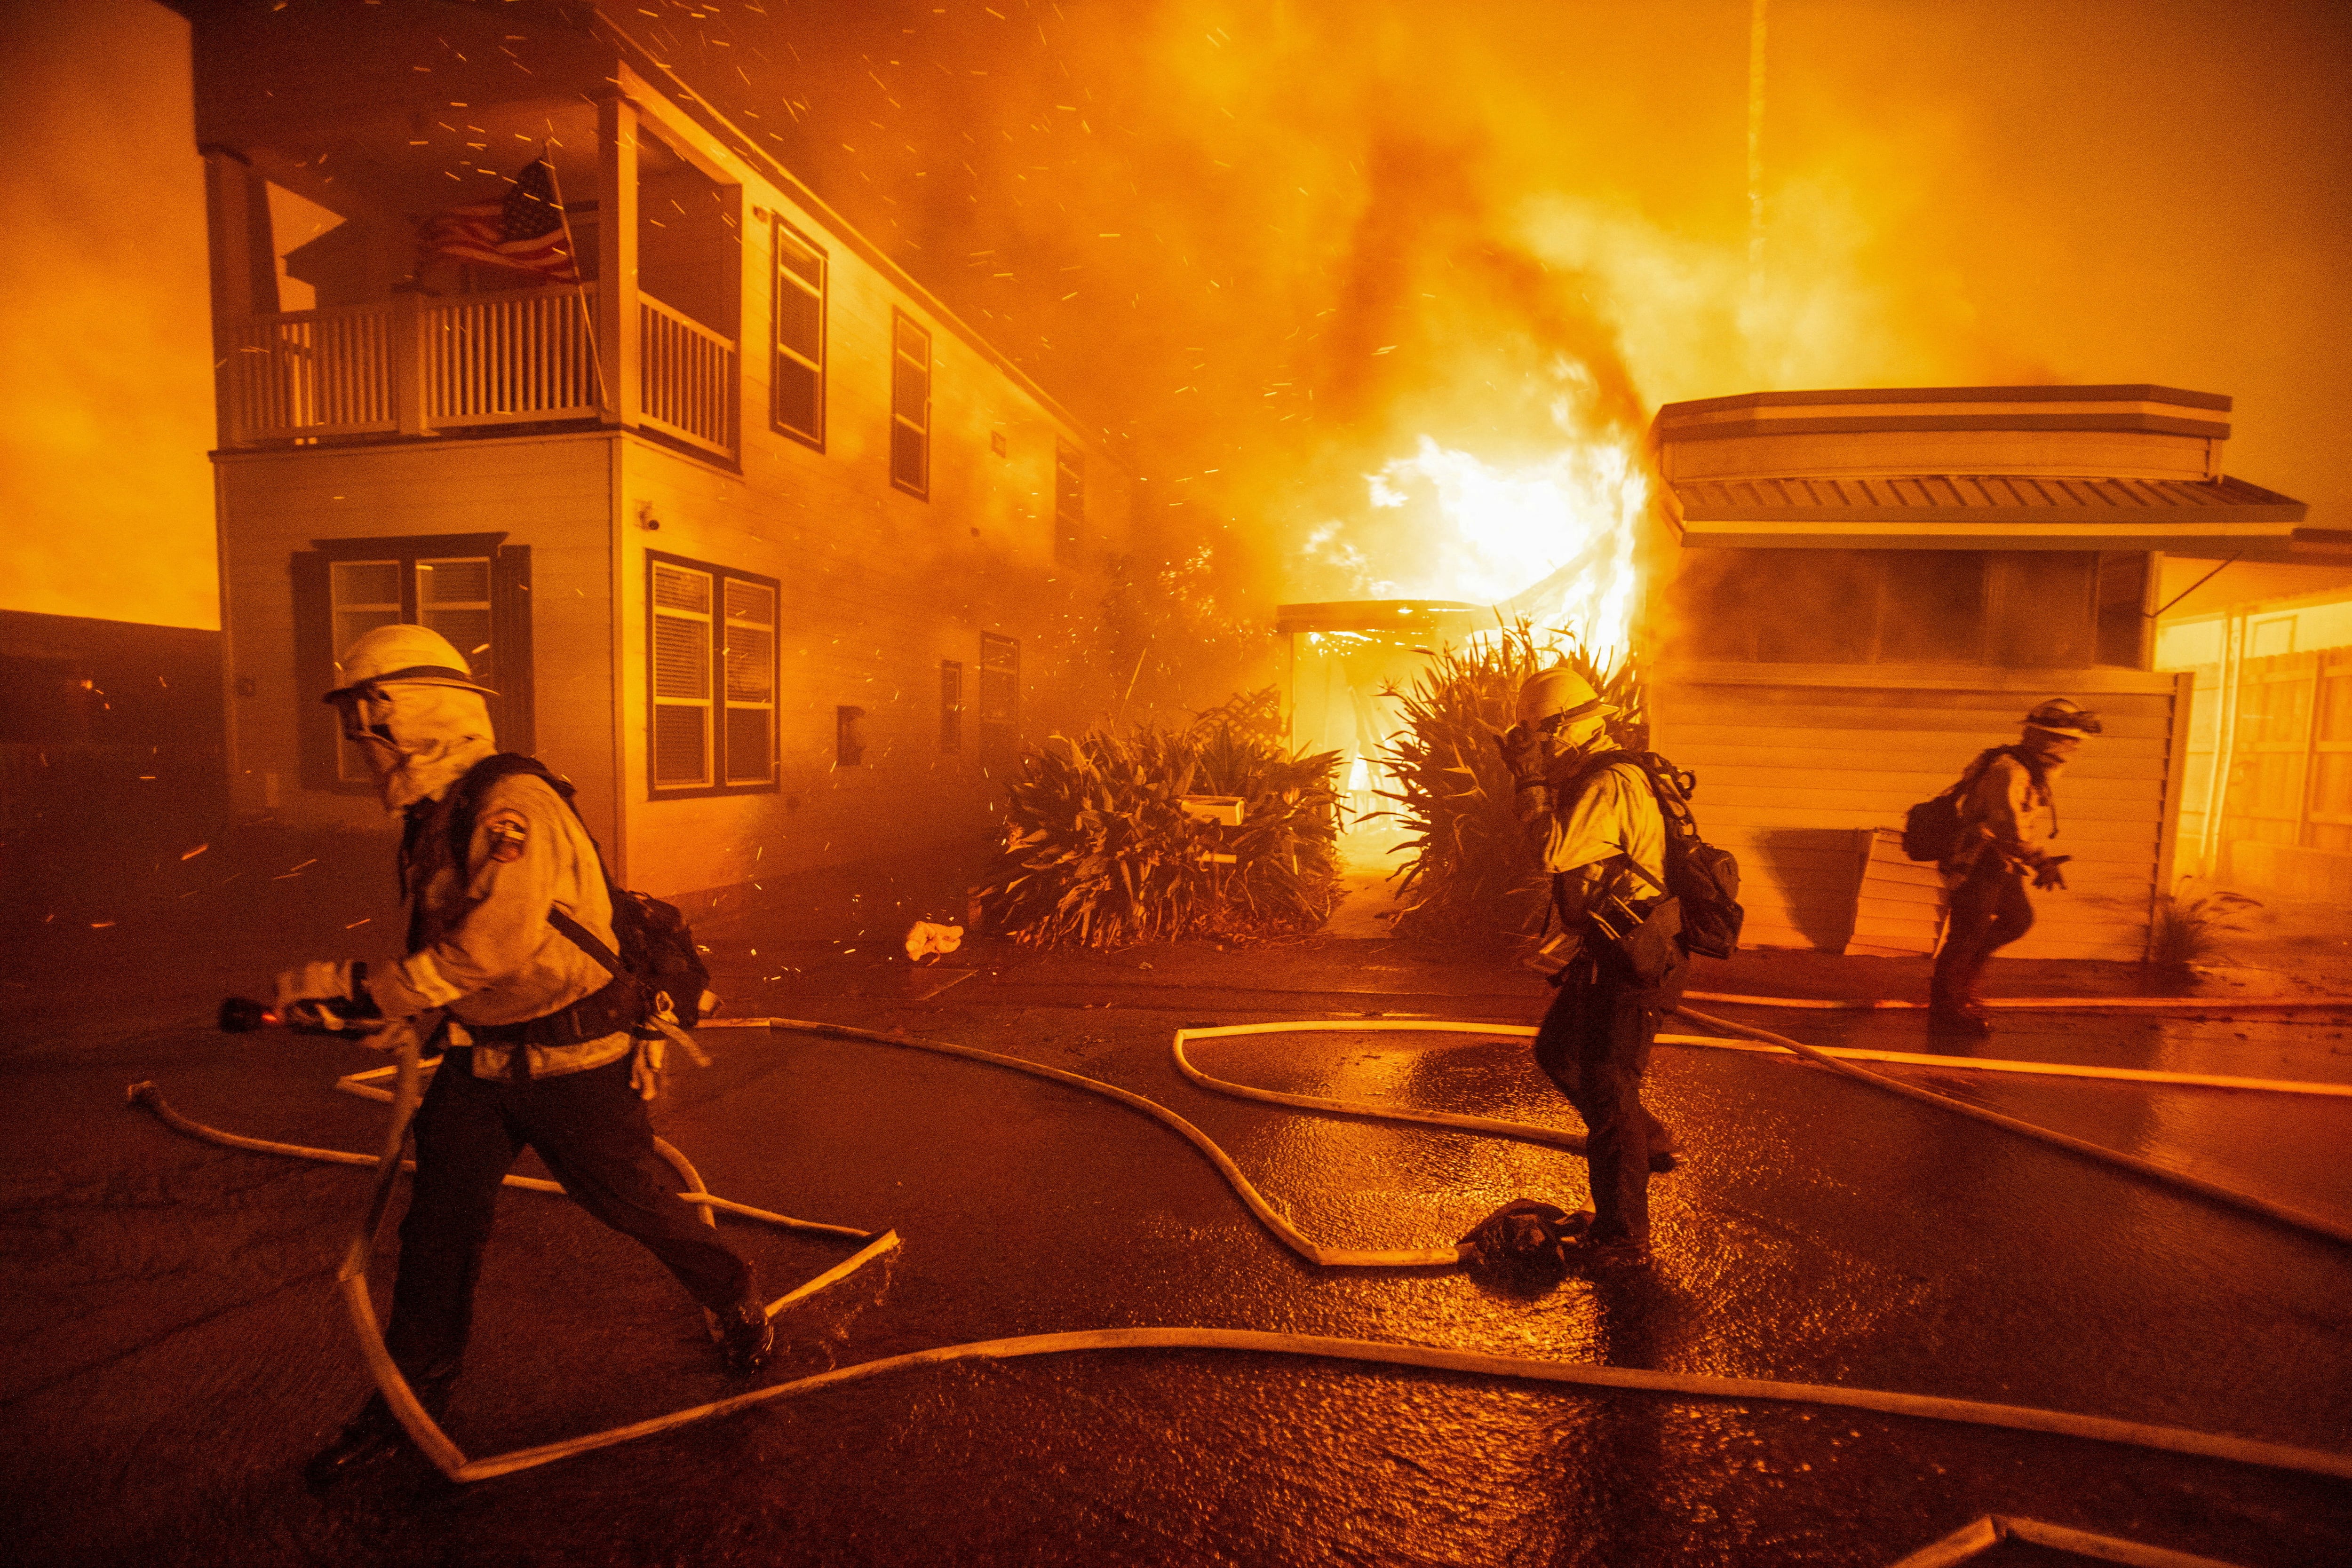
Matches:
[482,809,529,863]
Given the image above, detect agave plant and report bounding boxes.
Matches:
[1382,624,1645,947]
[975,711,1344,949]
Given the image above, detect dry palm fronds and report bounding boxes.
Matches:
[975,716,1343,949]
[1382,626,1645,947]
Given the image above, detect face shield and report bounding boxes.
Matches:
[329,687,401,758]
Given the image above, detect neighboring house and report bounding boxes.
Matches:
[179,1,1130,898]
[1648,385,2331,960]
[2155,572,2352,903]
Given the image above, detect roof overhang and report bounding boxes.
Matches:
[1661,473,2337,561]
[1275,600,1485,635]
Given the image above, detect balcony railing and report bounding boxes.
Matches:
[222,284,738,459]
[425,286,600,428]
[638,295,738,459]
[227,301,399,437]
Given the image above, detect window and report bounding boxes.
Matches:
[648,553,779,795]
[836,706,867,767]
[890,310,930,498]
[291,534,532,793]
[978,633,1018,762]
[1054,438,1084,564]
[940,659,964,753]
[771,217,826,447]
[1672,548,2150,670]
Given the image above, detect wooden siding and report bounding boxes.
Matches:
[215,433,619,846]
[1652,665,2191,961]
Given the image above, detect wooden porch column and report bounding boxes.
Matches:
[200,148,273,447]
[596,94,641,428]
[391,290,434,437]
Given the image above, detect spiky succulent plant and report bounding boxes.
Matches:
[976,708,1343,949]
[1382,626,1645,947]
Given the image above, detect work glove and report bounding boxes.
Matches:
[271,961,383,1036]
[630,1033,667,1101]
[2032,855,2071,892]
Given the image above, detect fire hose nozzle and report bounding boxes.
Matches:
[219,996,278,1033]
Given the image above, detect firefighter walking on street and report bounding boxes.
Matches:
[1930,698,2102,1035]
[274,624,773,1492]
[1495,667,1688,1270]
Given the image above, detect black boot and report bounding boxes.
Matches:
[304,1371,453,1493]
[715,1298,774,1374]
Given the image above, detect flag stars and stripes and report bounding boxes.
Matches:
[416,154,579,282]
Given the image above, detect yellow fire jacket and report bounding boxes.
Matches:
[366,768,631,1081]
[1943,750,2061,881]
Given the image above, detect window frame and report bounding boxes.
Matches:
[645,549,781,800]
[978,632,1019,763]
[940,658,964,754]
[291,532,532,795]
[889,309,931,499]
[771,215,827,450]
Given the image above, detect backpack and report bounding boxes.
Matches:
[444,753,713,1032]
[1562,750,1745,961]
[1902,746,2013,863]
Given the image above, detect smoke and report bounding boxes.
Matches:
[684,0,2346,631]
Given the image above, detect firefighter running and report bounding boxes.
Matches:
[1484,667,1693,1271]
[276,625,772,1492]
[1930,698,2102,1037]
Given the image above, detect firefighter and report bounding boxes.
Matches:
[1496,667,1685,1270]
[1930,697,2101,1035]
[282,624,771,1492]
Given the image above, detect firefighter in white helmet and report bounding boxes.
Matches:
[1491,665,1684,1270]
[277,624,771,1491]
[1931,697,2100,1035]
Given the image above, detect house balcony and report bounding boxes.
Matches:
[221,284,738,461]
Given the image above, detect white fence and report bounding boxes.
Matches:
[223,285,736,458]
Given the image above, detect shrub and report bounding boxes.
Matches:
[975,713,1344,949]
[1383,626,1645,948]
[2145,883,2264,970]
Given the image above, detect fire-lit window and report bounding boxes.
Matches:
[649,552,779,797]
[1054,438,1084,564]
[292,535,532,794]
[771,217,826,448]
[890,310,930,499]
[940,659,964,753]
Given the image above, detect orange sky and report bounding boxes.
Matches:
[3,0,2346,630]
[0,0,215,630]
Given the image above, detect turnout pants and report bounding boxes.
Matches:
[385,1053,754,1381]
[1933,859,2034,1008]
[1533,948,1685,1246]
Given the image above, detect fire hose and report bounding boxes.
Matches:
[128,1010,2352,1486]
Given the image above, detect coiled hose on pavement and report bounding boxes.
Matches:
[129,1011,2352,1486]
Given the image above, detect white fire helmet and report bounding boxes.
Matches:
[1516,666,1618,734]
[323,624,499,704]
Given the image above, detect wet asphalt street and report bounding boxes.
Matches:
[6,900,2352,1566]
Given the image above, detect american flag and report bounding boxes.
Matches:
[417,156,579,282]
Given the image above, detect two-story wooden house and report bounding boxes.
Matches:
[1649,384,2328,960]
[184,0,1129,901]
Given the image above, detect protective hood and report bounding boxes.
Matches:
[358,682,498,812]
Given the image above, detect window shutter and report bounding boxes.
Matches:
[290,550,338,792]
[493,546,535,753]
